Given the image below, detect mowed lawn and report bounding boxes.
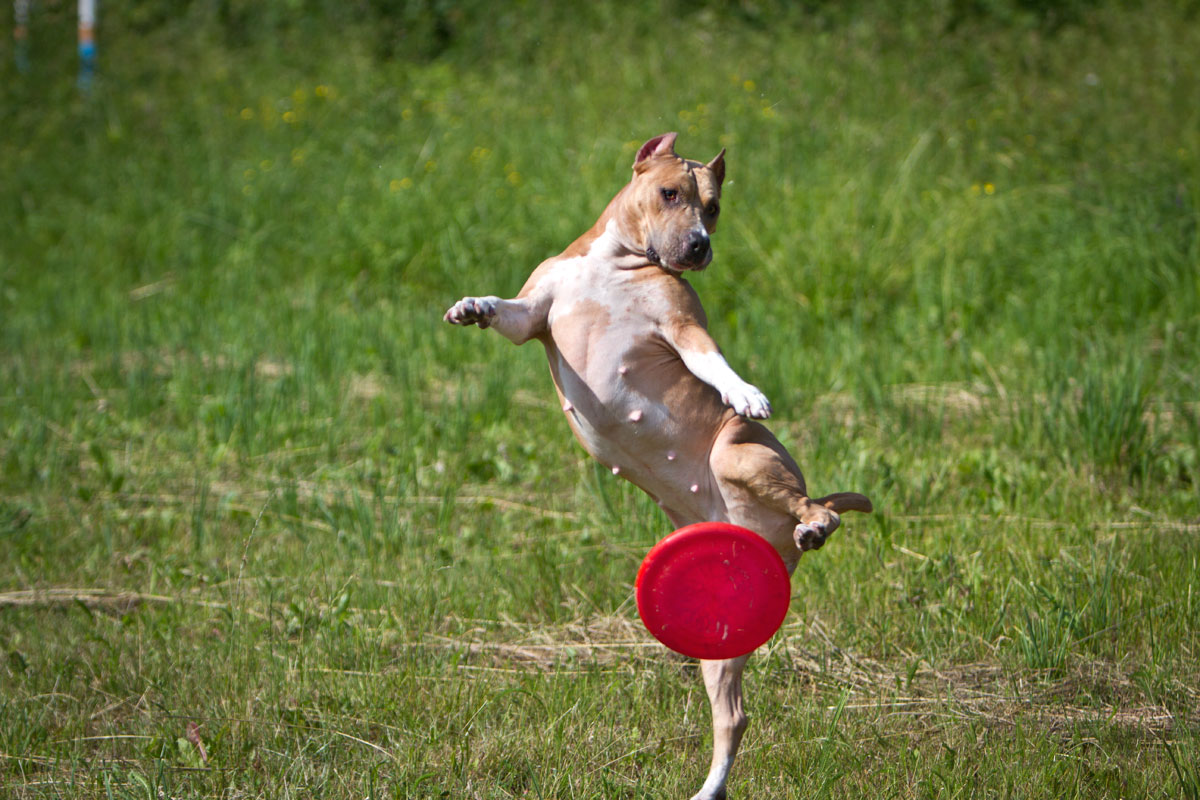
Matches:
[1,1,1198,797]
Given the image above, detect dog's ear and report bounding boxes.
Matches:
[634,132,679,172]
[706,148,726,187]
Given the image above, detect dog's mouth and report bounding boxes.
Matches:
[645,244,709,275]
[644,244,669,270]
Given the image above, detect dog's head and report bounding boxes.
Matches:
[623,132,725,274]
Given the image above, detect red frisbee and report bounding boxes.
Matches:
[636,522,791,660]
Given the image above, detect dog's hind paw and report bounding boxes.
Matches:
[794,507,840,552]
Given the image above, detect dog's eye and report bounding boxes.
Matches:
[660,188,678,203]
[706,201,720,217]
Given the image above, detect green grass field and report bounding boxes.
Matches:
[2,1,1198,797]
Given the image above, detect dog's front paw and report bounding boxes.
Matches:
[722,382,772,419]
[444,296,498,329]
[794,507,840,552]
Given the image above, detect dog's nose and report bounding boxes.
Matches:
[684,230,710,263]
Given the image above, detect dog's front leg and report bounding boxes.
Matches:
[444,293,548,345]
[692,654,751,800]
[669,322,771,419]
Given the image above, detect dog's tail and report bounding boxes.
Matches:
[812,492,874,514]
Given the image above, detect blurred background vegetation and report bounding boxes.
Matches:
[1,1,1198,797]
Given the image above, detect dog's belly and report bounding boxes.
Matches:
[543,325,733,520]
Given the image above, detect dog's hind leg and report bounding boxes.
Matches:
[691,654,751,800]
[711,420,872,556]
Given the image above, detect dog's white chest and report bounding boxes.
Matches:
[546,263,664,428]
[540,259,727,517]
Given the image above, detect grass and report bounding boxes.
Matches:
[1,0,1198,797]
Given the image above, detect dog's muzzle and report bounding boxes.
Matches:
[682,229,712,268]
[647,230,712,273]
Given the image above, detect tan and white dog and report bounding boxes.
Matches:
[445,133,872,799]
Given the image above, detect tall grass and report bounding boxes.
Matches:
[1,1,1198,797]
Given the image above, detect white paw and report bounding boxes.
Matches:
[444,296,497,328]
[722,382,771,419]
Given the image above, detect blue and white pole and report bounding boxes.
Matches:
[78,0,96,90]
[14,0,30,73]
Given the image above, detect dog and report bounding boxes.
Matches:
[444,132,872,799]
